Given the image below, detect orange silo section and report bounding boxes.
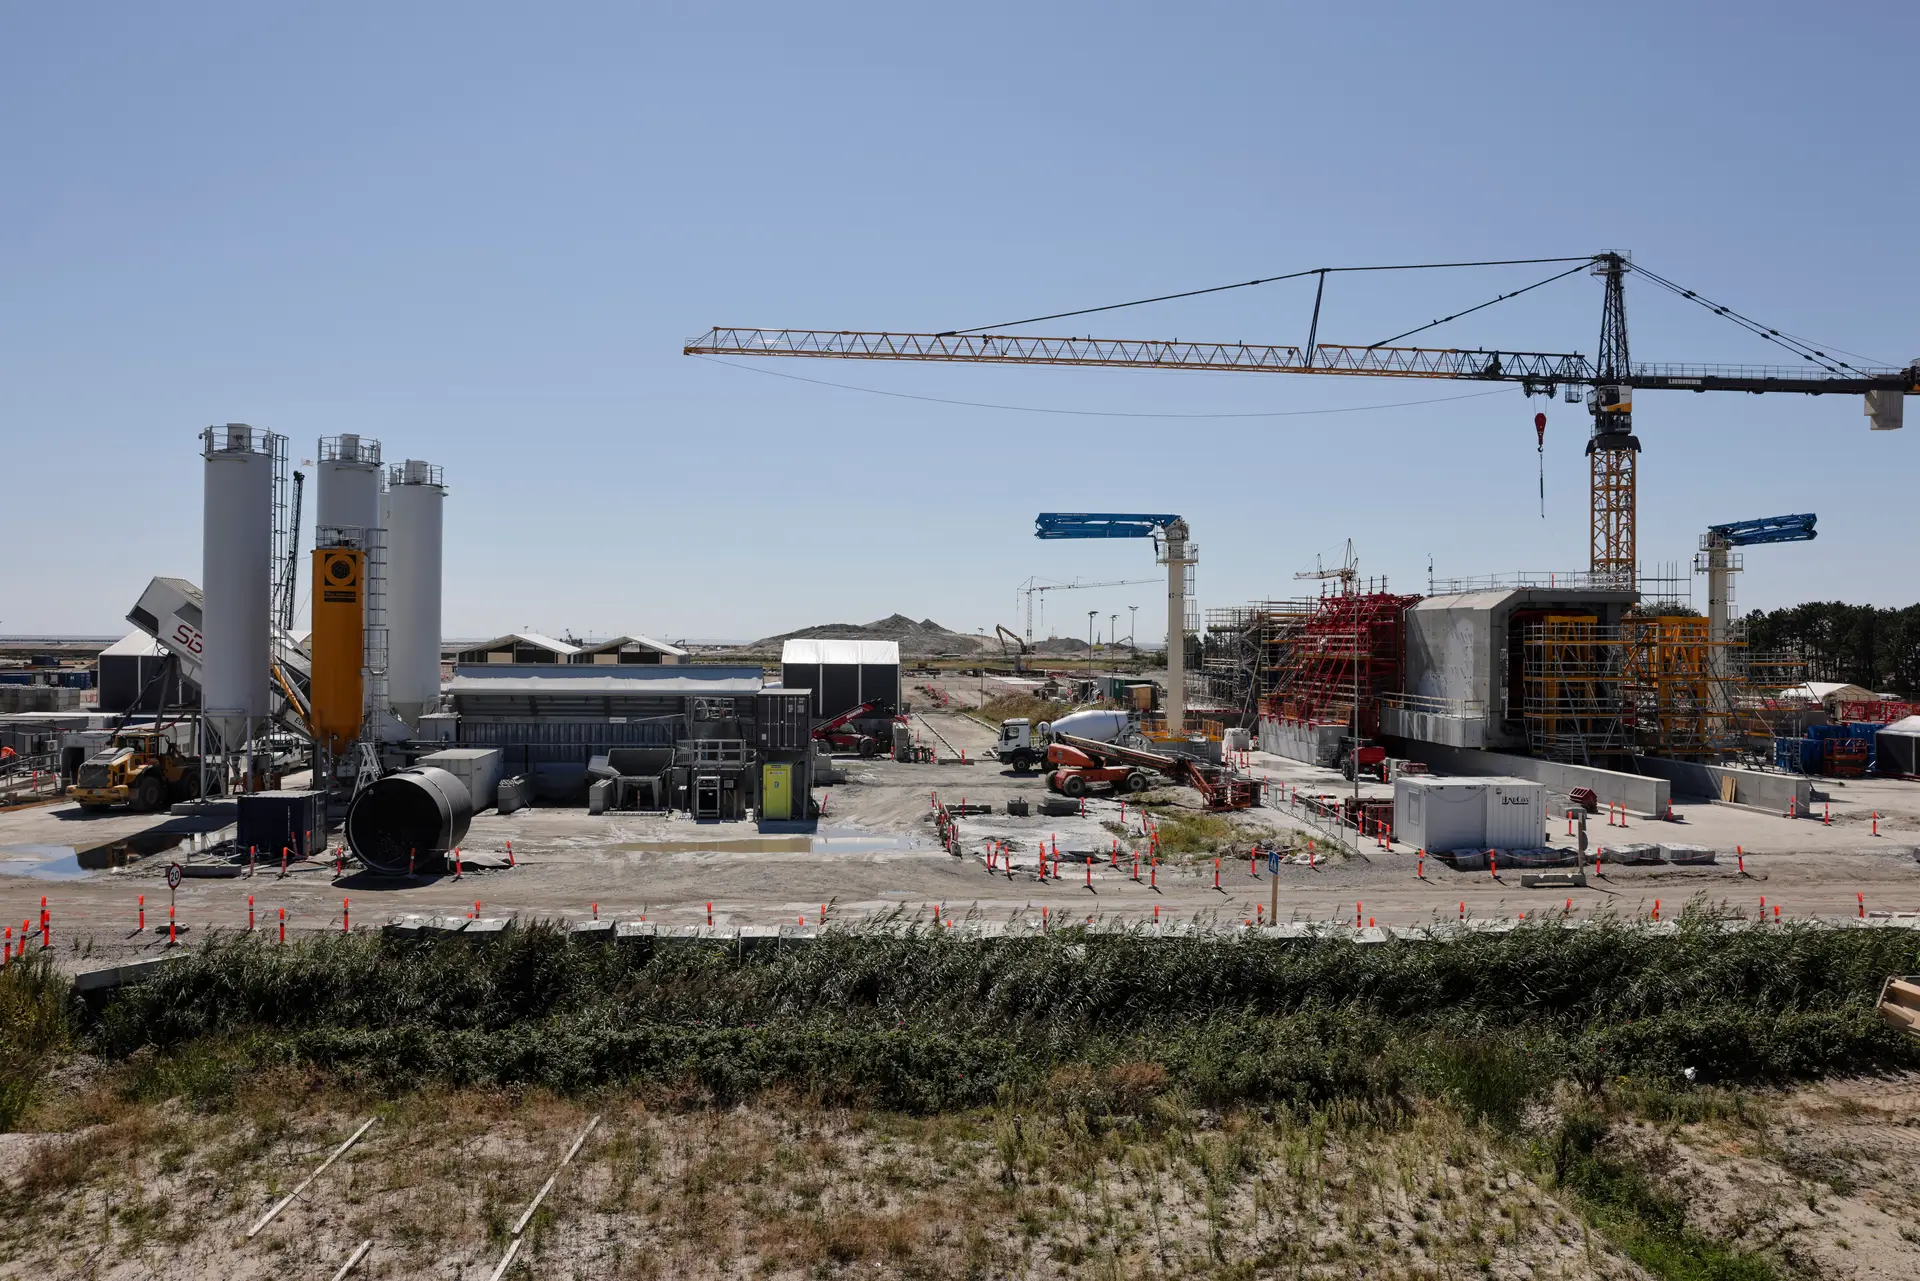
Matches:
[310,547,365,754]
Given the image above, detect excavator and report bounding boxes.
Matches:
[993,624,1030,675]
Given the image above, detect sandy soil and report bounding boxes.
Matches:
[0,1085,1649,1280]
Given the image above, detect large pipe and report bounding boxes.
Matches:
[346,766,472,875]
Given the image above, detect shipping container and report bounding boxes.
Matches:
[1484,780,1547,850]
[417,747,503,811]
[1392,778,1488,853]
[236,790,326,863]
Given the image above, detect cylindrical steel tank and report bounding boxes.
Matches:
[346,765,472,875]
[201,424,275,745]
[314,434,382,541]
[309,546,365,752]
[383,459,444,727]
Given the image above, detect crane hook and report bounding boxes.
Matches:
[1534,410,1547,518]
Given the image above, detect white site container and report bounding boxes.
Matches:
[1392,778,1488,853]
[1484,780,1548,850]
[417,747,503,811]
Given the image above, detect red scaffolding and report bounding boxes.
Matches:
[1260,591,1419,735]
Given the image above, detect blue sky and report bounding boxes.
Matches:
[4,2,1914,642]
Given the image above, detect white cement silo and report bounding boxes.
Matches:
[315,434,382,539]
[383,459,445,727]
[201,424,275,746]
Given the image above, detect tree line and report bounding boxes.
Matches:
[1743,602,1920,698]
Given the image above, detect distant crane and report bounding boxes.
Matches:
[1018,575,1159,645]
[1294,540,1359,593]
[1033,513,1194,734]
[1696,513,1817,685]
[275,469,304,633]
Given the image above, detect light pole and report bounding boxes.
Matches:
[1128,605,1138,658]
[1109,614,1117,666]
[1087,611,1097,673]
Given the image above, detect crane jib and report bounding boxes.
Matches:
[687,329,1918,395]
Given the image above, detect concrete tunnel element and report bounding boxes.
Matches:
[346,766,473,875]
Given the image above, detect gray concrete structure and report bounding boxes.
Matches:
[1397,586,1638,754]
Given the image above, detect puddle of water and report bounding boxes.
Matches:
[73,830,191,870]
[0,844,90,880]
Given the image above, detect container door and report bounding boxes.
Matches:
[762,764,791,821]
[1485,783,1544,849]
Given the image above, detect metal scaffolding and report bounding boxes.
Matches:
[1520,616,1632,762]
[1200,601,1314,721]
[1262,590,1417,734]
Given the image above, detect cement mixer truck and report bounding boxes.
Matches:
[994,708,1143,774]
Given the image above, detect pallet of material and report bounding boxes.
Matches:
[1878,975,1920,1036]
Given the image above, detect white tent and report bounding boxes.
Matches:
[1875,715,1920,777]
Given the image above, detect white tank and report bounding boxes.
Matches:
[314,434,382,542]
[383,459,445,726]
[1044,709,1132,744]
[201,424,275,744]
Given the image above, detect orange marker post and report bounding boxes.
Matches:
[248,895,255,931]
[40,897,49,950]
[1652,898,1661,922]
[1213,858,1220,890]
[168,903,176,947]
[279,906,286,944]
[1858,891,1865,919]
[343,898,351,933]
[138,894,145,932]
[706,902,713,926]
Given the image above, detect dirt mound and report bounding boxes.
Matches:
[753,614,991,656]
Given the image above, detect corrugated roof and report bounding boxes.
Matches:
[457,632,582,657]
[780,639,900,665]
[448,665,762,696]
[574,633,690,658]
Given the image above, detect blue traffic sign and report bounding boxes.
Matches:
[1267,851,1281,875]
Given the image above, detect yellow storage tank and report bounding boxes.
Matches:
[310,547,365,754]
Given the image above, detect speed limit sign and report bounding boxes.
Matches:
[166,862,183,891]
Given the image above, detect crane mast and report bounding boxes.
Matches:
[1589,253,1637,588]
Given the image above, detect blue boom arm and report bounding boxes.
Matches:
[1034,513,1181,540]
[1707,514,1817,547]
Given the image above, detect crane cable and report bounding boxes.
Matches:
[938,256,1596,336]
[1629,263,1889,374]
[1366,261,1594,349]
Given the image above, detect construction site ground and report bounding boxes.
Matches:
[3,706,1920,967]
